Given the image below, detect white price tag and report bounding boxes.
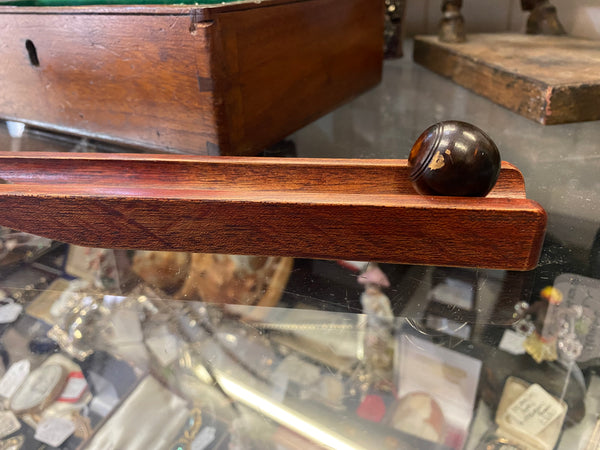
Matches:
[505,384,563,435]
[0,303,22,324]
[499,329,526,355]
[0,411,21,439]
[34,417,76,447]
[191,426,216,450]
[59,372,88,402]
[0,360,30,399]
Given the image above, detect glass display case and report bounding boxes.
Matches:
[0,41,599,450]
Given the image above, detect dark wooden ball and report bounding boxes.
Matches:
[408,121,501,197]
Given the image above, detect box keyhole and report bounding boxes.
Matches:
[25,40,39,67]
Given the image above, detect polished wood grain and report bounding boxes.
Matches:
[0,153,546,270]
[0,0,383,154]
[0,11,217,153]
[210,0,384,154]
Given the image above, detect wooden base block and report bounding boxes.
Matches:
[413,33,600,125]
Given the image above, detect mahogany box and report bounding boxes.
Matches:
[0,0,383,155]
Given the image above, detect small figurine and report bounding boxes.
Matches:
[360,284,394,385]
[439,0,466,43]
[521,286,563,363]
[357,262,391,288]
[437,0,566,43]
[513,285,586,364]
[384,0,406,58]
[521,0,566,35]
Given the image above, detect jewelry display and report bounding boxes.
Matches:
[0,232,596,449]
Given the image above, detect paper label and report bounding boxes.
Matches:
[59,372,88,402]
[0,303,22,324]
[499,329,527,355]
[0,411,21,439]
[396,334,482,435]
[34,417,76,447]
[505,384,563,435]
[0,360,30,399]
[191,426,216,450]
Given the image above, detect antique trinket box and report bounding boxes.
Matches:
[0,0,383,155]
